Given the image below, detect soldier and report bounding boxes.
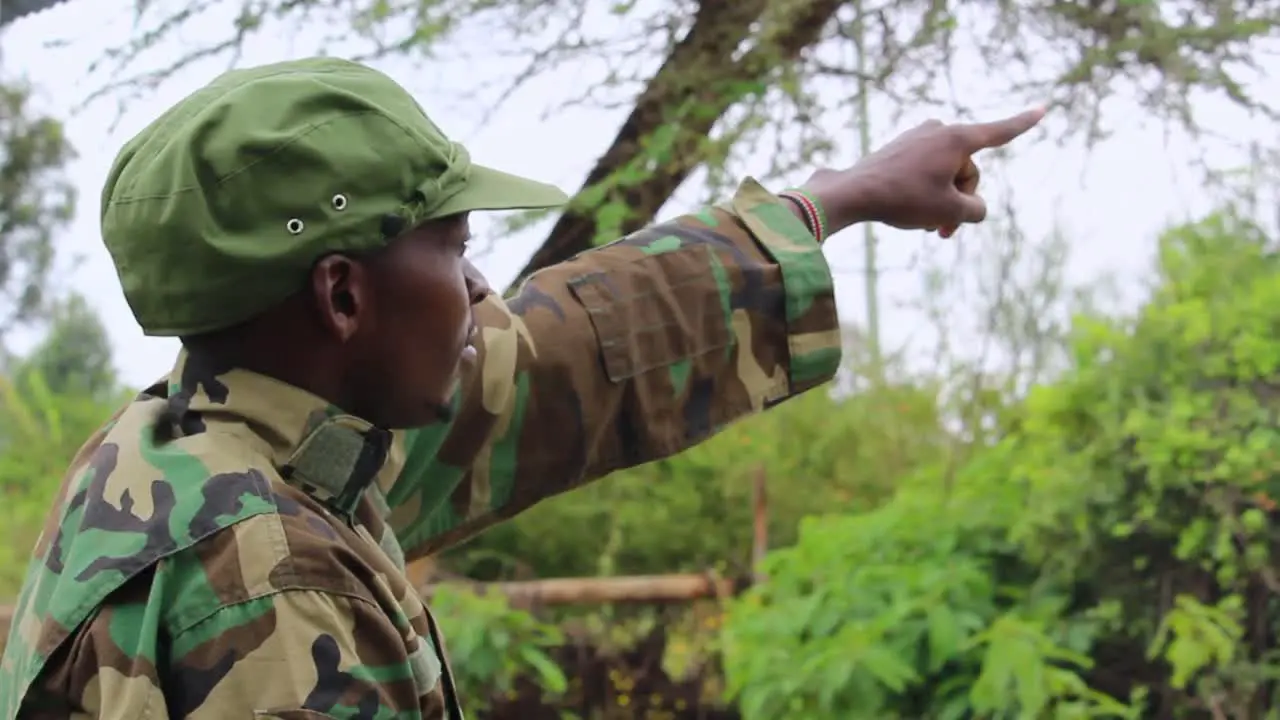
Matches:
[0,57,1042,718]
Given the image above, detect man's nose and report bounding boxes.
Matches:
[462,259,492,304]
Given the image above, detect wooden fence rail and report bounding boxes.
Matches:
[0,572,747,650]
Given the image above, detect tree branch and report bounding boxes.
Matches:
[0,0,70,29]
[510,0,843,287]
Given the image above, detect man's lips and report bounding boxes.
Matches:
[460,325,479,362]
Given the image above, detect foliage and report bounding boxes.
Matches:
[429,586,569,711]
[11,293,117,399]
[722,207,1280,719]
[0,371,124,597]
[0,76,75,336]
[91,0,1280,148]
[69,0,1280,289]
[0,295,126,597]
[446,356,949,582]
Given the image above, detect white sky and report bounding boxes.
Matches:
[2,0,1278,390]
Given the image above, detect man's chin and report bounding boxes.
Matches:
[423,381,461,426]
[426,400,455,424]
[397,370,465,429]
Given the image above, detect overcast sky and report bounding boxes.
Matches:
[3,0,1278,390]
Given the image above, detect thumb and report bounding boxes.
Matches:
[955,191,988,224]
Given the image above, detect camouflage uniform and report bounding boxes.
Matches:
[0,57,841,718]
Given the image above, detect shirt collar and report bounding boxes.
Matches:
[156,349,393,518]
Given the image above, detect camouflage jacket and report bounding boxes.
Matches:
[0,179,841,719]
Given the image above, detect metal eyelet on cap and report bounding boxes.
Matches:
[286,218,305,234]
[331,194,348,211]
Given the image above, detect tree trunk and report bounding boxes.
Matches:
[510,0,843,287]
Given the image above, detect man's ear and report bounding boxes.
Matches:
[310,254,369,343]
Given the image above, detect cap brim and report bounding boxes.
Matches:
[430,164,569,219]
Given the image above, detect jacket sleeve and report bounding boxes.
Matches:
[162,589,447,719]
[383,177,843,559]
[23,582,446,719]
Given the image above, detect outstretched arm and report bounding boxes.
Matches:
[382,106,1049,559]
[384,178,842,559]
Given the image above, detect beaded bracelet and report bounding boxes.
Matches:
[779,188,828,243]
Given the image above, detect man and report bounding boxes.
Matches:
[0,57,1042,718]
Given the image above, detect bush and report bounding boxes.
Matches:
[0,370,126,597]
[445,370,949,583]
[723,208,1280,719]
[429,587,568,711]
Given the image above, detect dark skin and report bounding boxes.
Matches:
[803,107,1047,235]
[183,213,485,429]
[183,108,1045,430]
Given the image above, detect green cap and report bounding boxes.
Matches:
[100,57,569,337]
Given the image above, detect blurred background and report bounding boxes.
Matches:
[2,1,1280,717]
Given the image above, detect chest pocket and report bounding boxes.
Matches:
[567,246,732,383]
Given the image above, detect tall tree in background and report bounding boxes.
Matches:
[13,293,116,398]
[84,0,1280,279]
[48,0,1276,375]
[0,75,75,338]
[0,289,124,598]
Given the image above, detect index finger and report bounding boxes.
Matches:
[957,106,1046,150]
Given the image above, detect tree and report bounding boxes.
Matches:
[0,294,124,598]
[38,10,1280,710]
[84,0,1280,291]
[12,293,117,399]
[0,75,75,336]
[721,203,1280,718]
